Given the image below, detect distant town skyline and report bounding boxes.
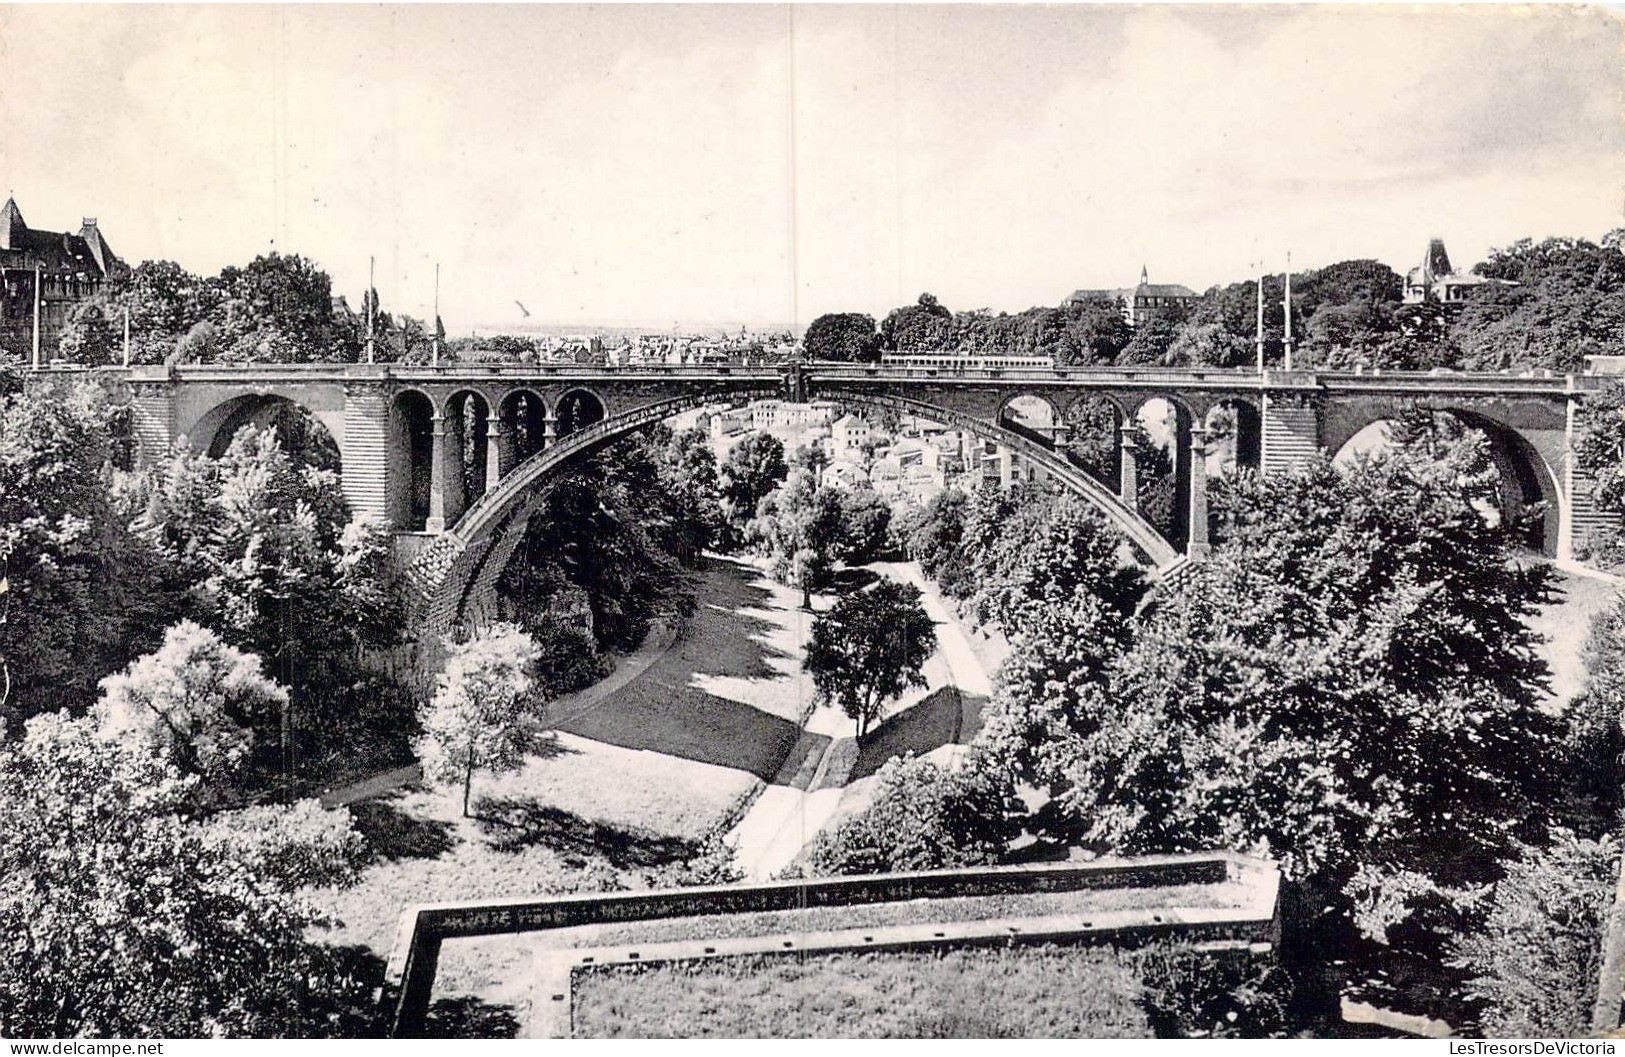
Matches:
[2,5,1620,333]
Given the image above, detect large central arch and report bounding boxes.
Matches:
[405,386,1184,632]
[407,389,777,631]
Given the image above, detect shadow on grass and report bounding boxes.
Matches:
[850,685,964,782]
[348,797,459,864]
[475,794,700,869]
[554,555,810,783]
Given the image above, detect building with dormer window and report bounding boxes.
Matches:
[0,198,129,358]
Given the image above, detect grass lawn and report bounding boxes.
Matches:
[306,556,819,1035]
[572,946,1159,1038]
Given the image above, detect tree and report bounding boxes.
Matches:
[967,488,1145,634]
[804,578,935,738]
[57,302,119,365]
[1049,446,1559,912]
[498,443,693,654]
[0,375,178,723]
[898,488,973,597]
[748,469,848,607]
[1117,302,1189,365]
[789,441,830,477]
[1450,831,1619,1037]
[1451,235,1625,374]
[94,620,286,793]
[803,312,879,362]
[212,253,349,363]
[837,486,892,564]
[1057,298,1133,365]
[880,292,954,352]
[0,711,359,1037]
[417,623,545,817]
[134,428,370,705]
[717,431,788,542]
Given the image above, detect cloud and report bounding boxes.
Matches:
[1,5,1618,330]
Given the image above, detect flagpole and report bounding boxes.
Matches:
[1255,258,1265,373]
[432,261,441,367]
[365,255,376,364]
[1283,250,1294,371]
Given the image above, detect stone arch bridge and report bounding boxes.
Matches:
[90,361,1616,633]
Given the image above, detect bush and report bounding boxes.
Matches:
[803,753,1018,876]
[1450,830,1619,1037]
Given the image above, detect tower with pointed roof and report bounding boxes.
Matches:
[1403,237,1515,306]
[0,197,128,359]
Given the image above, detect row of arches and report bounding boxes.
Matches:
[187,383,1565,564]
[994,389,1559,556]
[389,387,607,530]
[998,392,1263,551]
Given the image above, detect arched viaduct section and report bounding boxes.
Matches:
[1314,374,1579,559]
[102,362,1617,635]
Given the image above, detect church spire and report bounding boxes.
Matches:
[0,197,27,251]
[1139,263,1149,286]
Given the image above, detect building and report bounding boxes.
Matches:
[1065,265,1198,326]
[1403,238,1516,306]
[820,461,868,490]
[709,405,753,438]
[830,413,876,459]
[0,198,128,359]
[751,399,835,432]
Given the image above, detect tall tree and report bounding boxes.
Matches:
[804,578,936,738]
[0,375,177,723]
[803,312,880,362]
[94,620,286,793]
[417,623,545,817]
[718,431,788,542]
[748,469,849,607]
[880,292,955,352]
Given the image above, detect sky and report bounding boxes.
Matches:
[1,4,1621,333]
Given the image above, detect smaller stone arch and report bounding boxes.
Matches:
[555,388,606,437]
[443,389,492,526]
[1131,396,1197,550]
[498,387,548,475]
[1060,394,1125,490]
[191,393,342,472]
[1204,397,1263,478]
[388,389,436,531]
[996,392,1058,440]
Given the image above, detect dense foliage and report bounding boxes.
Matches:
[857,232,1624,373]
[803,578,936,738]
[1450,831,1618,1037]
[0,711,359,1037]
[58,253,390,365]
[95,620,286,795]
[497,426,709,687]
[0,372,175,721]
[802,753,1019,875]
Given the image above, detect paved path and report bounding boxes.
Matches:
[726,561,998,880]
